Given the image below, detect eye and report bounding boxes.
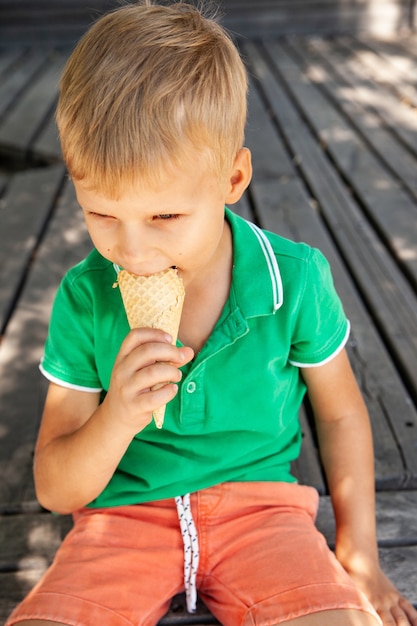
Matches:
[90,212,109,218]
[88,211,115,220]
[153,214,180,221]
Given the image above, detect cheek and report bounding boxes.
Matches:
[86,227,114,259]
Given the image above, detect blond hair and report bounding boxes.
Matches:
[56,1,248,197]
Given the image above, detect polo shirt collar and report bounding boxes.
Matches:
[226,207,283,318]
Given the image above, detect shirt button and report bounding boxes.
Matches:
[186,381,197,394]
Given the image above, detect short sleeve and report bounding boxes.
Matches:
[40,271,103,391]
[288,248,349,367]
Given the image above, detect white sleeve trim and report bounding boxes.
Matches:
[39,363,103,393]
[289,321,350,368]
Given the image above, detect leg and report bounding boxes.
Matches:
[194,483,381,626]
[282,609,381,625]
[6,503,186,626]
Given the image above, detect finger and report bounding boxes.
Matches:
[391,607,413,626]
[119,340,189,374]
[118,329,193,367]
[378,609,396,626]
[135,361,183,394]
[379,605,416,626]
[399,597,417,625]
[147,382,179,411]
[119,327,173,356]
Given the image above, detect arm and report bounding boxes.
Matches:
[302,349,417,626]
[34,328,193,514]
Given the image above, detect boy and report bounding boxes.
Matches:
[7,2,417,625]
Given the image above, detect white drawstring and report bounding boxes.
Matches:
[175,494,200,613]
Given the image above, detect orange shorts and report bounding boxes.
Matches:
[7,482,381,626]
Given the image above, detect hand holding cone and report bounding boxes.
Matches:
[116,267,185,428]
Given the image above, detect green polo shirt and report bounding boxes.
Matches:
[40,208,349,507]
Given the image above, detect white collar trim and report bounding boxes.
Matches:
[247,222,284,312]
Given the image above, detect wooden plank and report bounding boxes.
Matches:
[0,164,66,333]
[31,110,62,162]
[0,179,91,510]
[0,50,47,122]
[245,81,295,181]
[330,36,417,156]
[0,513,72,568]
[0,171,10,196]
[0,52,67,160]
[0,512,71,622]
[0,570,45,625]
[355,36,417,84]
[0,48,26,77]
[339,36,417,109]
[0,0,411,43]
[268,39,417,289]
[317,492,417,603]
[379,546,417,605]
[223,1,411,37]
[159,596,219,625]
[298,36,417,200]
[317,491,417,544]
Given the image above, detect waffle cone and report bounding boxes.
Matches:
[117,268,185,428]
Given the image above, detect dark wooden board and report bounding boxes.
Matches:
[0,0,412,44]
[0,179,91,510]
[298,37,417,201]
[222,0,411,38]
[31,111,62,162]
[0,513,72,569]
[336,37,417,152]
[0,51,67,161]
[338,36,417,111]
[0,165,66,333]
[317,492,417,603]
[0,48,25,78]
[318,491,417,544]
[265,39,417,289]
[0,50,48,124]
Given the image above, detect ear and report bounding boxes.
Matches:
[225,147,252,205]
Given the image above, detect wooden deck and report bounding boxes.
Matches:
[1,28,417,625]
[0,0,415,44]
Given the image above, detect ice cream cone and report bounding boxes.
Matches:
[116,267,185,428]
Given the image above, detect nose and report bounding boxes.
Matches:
[115,224,160,274]
[115,224,148,270]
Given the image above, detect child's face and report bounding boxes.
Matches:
[74,149,251,288]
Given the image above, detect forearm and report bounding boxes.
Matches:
[316,409,379,569]
[34,401,137,514]
[304,352,417,624]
